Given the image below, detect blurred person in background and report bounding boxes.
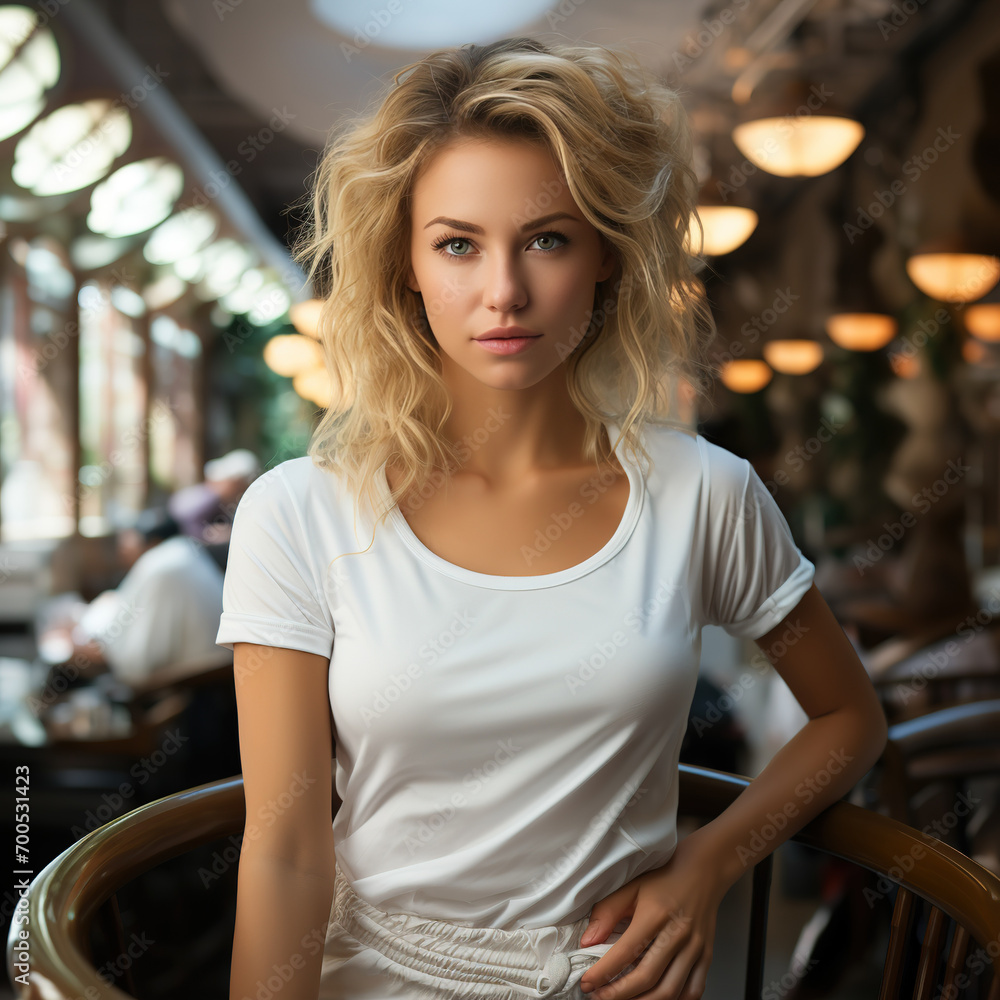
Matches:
[60,507,226,687]
[168,448,261,547]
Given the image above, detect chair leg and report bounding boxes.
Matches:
[988,958,1000,1000]
[745,853,773,1000]
[97,890,139,997]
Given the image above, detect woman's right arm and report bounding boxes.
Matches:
[229,641,338,1000]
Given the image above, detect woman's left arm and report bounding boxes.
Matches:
[579,582,889,1000]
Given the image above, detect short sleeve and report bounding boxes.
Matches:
[699,439,815,639]
[215,467,335,658]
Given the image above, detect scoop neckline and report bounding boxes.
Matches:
[375,420,644,591]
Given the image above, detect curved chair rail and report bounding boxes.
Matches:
[9,765,1000,998]
[7,775,246,999]
[886,698,1000,756]
[678,766,1000,945]
[874,699,1000,824]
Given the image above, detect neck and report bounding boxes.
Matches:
[437,360,603,486]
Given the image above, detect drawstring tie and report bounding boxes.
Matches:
[330,862,637,999]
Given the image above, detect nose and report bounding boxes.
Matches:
[482,253,528,313]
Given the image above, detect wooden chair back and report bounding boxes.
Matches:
[7,765,1000,999]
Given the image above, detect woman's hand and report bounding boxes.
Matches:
[578,832,734,1000]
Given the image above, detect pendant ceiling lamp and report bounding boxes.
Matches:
[731,77,864,178]
[826,313,897,351]
[689,206,759,256]
[688,177,758,256]
[905,235,1000,303]
[263,333,322,378]
[825,216,897,351]
[762,339,824,374]
[293,367,335,408]
[264,328,355,410]
[289,297,324,340]
[264,332,335,408]
[719,359,773,393]
[966,303,1000,342]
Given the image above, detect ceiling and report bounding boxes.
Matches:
[57,0,986,256]
[10,0,990,334]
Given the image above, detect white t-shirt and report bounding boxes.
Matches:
[215,421,815,929]
[83,535,227,686]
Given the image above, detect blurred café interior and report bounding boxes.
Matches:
[2,0,1000,996]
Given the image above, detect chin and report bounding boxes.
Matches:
[464,362,551,390]
[441,351,548,386]
[474,371,544,391]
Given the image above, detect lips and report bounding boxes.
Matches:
[474,328,540,340]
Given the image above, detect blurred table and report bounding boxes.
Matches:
[0,656,135,746]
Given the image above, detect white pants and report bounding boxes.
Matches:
[319,862,637,999]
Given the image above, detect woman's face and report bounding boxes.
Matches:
[406,137,616,391]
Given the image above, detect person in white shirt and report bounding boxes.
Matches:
[217,36,889,1000]
[73,508,227,688]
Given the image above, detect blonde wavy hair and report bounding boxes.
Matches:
[290,35,716,545]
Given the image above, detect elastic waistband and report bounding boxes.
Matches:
[332,862,630,999]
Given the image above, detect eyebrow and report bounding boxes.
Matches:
[422,211,582,234]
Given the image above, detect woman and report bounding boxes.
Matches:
[215,36,888,1000]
